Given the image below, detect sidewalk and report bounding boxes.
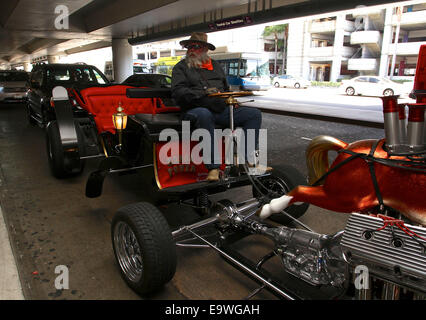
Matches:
[0,205,24,300]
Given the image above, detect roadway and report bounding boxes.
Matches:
[244,86,414,124]
[0,95,384,300]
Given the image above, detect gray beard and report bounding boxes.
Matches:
[186,52,210,68]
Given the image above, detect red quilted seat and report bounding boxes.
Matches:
[78,85,166,134]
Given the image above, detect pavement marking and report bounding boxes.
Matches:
[301,137,312,141]
[0,205,24,300]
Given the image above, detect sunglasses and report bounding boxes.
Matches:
[186,44,204,50]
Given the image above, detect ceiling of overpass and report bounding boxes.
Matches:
[0,0,407,66]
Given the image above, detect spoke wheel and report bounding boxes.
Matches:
[383,89,394,96]
[113,221,143,283]
[253,165,309,225]
[346,87,355,96]
[111,202,176,295]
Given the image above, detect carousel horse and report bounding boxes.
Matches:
[259,44,426,226]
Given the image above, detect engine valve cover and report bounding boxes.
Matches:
[341,213,426,293]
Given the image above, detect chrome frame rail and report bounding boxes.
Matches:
[185,227,296,300]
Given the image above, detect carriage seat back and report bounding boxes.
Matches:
[78,85,178,134]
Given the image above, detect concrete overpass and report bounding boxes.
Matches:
[0,0,406,81]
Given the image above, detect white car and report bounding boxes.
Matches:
[340,76,409,97]
[272,75,310,89]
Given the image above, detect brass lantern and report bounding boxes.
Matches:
[112,102,128,147]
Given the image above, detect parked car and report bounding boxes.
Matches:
[122,73,177,107]
[272,75,310,89]
[0,70,29,103]
[340,76,408,97]
[122,73,172,88]
[27,63,110,127]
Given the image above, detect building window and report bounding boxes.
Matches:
[160,50,171,57]
[264,42,275,52]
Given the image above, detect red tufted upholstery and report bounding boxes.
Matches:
[77,85,172,134]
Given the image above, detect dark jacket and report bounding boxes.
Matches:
[171,58,230,113]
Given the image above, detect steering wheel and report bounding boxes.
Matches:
[207,91,254,98]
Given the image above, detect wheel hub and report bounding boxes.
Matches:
[114,221,143,283]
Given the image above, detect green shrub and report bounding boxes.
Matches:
[310,81,341,87]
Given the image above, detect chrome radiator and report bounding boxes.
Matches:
[341,213,426,293]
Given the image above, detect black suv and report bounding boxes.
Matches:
[27,63,110,127]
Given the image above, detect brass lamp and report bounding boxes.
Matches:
[112,102,128,147]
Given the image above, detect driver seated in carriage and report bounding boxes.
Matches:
[171,32,271,181]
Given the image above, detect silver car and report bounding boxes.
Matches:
[0,70,29,103]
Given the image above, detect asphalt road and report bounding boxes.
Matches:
[243,87,415,124]
[0,100,383,300]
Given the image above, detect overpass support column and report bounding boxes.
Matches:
[330,14,345,82]
[112,38,133,83]
[379,7,393,77]
[47,55,59,64]
[23,62,32,72]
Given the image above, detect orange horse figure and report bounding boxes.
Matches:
[259,44,426,226]
[258,135,426,225]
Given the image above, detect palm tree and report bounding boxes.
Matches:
[262,24,288,76]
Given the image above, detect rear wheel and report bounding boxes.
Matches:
[252,165,309,224]
[111,202,176,295]
[274,82,280,88]
[294,82,301,89]
[383,88,394,96]
[346,87,355,96]
[46,120,84,178]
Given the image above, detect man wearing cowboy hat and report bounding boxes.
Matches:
[171,32,268,181]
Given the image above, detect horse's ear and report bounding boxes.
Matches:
[306,135,347,185]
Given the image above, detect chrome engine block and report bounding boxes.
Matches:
[209,200,426,298]
[264,227,347,287]
[341,213,426,294]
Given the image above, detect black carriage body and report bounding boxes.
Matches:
[48,85,270,204]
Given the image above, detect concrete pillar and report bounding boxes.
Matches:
[112,38,133,83]
[330,14,345,82]
[379,7,393,77]
[23,62,32,72]
[302,20,311,79]
[47,55,59,64]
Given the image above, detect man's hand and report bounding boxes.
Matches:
[205,87,219,95]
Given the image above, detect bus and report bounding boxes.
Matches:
[153,56,183,76]
[210,52,271,91]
